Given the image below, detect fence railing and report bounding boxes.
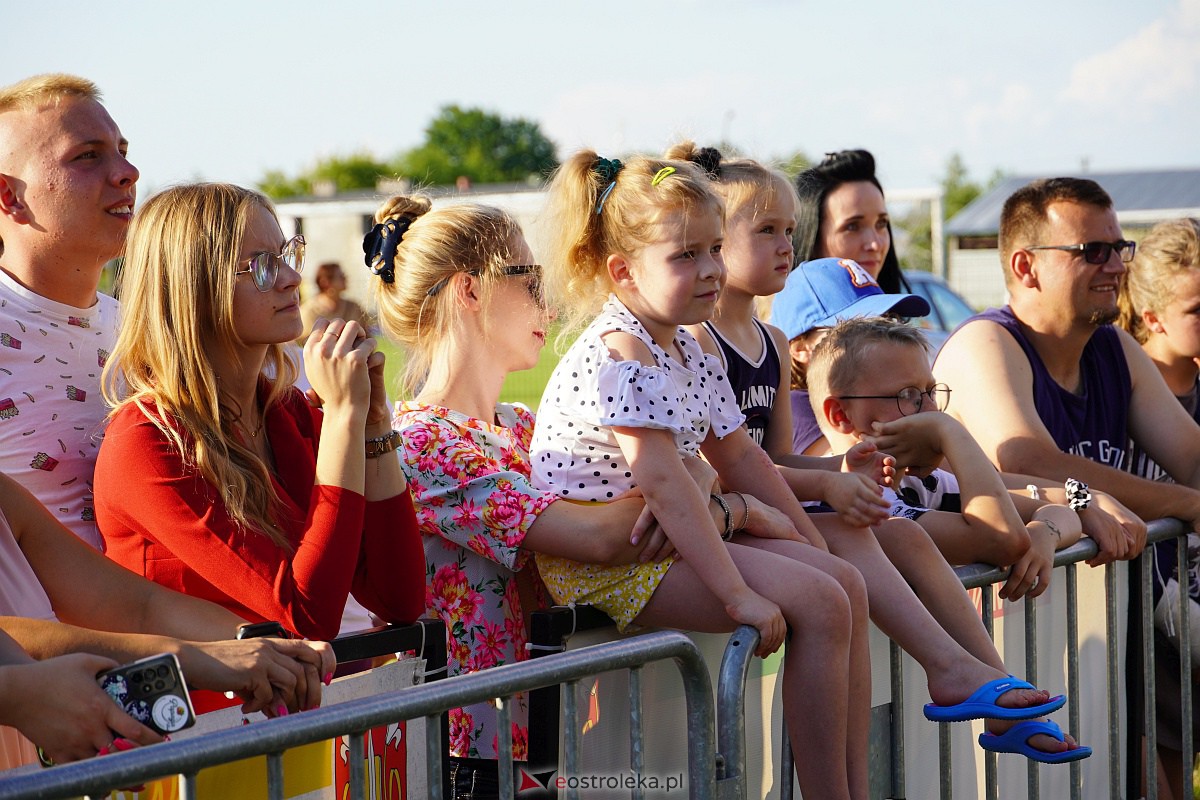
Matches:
[1,521,1190,800]
[932,517,1189,800]
[500,521,1198,799]
[0,630,719,800]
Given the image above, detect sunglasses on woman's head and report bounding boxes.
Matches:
[235,235,306,292]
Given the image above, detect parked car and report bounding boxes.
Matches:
[902,270,978,355]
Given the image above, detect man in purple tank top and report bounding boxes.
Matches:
[931,177,1200,562]
[934,176,1200,800]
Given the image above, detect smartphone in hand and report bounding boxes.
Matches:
[97,653,196,736]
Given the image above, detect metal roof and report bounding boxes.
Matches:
[946,168,1200,236]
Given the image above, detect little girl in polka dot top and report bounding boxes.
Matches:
[531,151,874,797]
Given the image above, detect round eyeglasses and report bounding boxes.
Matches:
[234,235,306,292]
[836,384,952,416]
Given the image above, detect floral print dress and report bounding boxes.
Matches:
[395,401,556,761]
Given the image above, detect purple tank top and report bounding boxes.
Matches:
[703,319,780,446]
[791,390,824,454]
[973,306,1131,470]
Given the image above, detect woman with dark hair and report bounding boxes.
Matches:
[794,149,909,294]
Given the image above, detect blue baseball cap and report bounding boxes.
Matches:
[769,257,931,340]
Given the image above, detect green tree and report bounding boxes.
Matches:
[774,149,811,181]
[897,153,1002,272]
[393,105,558,186]
[257,152,390,200]
[257,169,308,200]
[308,152,391,194]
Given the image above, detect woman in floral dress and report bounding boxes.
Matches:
[364,194,790,799]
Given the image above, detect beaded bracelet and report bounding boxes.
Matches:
[366,430,402,458]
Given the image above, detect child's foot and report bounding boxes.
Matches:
[979,719,1091,763]
[925,671,1064,722]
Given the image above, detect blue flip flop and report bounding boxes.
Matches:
[923,677,1066,722]
[978,720,1092,764]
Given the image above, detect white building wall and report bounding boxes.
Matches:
[948,248,1008,309]
[277,190,548,310]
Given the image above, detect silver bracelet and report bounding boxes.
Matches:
[710,493,733,541]
[1035,517,1063,545]
[732,491,751,533]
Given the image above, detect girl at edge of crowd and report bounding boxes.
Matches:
[671,142,1081,762]
[298,261,372,346]
[1118,217,1200,800]
[96,184,424,710]
[368,195,787,799]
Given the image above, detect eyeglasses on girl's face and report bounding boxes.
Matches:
[836,384,952,416]
[235,235,306,292]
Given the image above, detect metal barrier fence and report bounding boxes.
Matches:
[0,630,719,800]
[523,520,1197,800]
[766,517,1191,800]
[941,517,1190,800]
[1,521,1191,800]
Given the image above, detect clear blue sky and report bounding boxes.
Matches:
[7,0,1196,196]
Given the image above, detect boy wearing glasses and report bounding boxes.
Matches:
[808,316,1089,600]
[0,74,137,550]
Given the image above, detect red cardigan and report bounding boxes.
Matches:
[95,389,424,642]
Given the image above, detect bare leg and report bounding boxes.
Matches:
[635,541,866,800]
[1145,739,1185,800]
[871,516,1079,753]
[874,517,1002,668]
[810,514,1050,712]
[744,537,872,800]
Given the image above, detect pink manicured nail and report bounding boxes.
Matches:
[111,738,136,752]
[275,704,289,717]
[323,672,333,686]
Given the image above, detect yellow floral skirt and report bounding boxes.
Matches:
[535,553,675,632]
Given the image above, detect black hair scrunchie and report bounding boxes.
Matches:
[692,147,722,180]
[363,217,412,284]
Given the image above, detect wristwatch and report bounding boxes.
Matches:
[366,430,402,459]
[237,621,289,639]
